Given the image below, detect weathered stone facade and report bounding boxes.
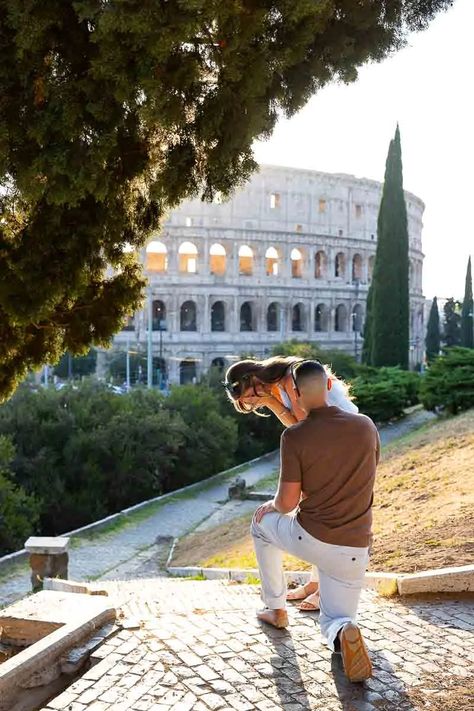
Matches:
[111,165,425,385]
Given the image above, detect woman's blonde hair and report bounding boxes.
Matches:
[223,355,351,416]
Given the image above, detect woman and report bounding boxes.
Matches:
[224,354,358,611]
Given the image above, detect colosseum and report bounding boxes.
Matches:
[110,165,425,385]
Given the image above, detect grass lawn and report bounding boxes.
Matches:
[171,410,474,574]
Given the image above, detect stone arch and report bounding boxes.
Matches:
[211,301,226,332]
[265,246,280,276]
[152,300,167,330]
[292,302,305,332]
[352,254,363,281]
[178,241,198,273]
[240,301,254,331]
[180,300,197,331]
[291,248,303,278]
[180,359,197,385]
[335,252,346,278]
[210,243,226,275]
[352,304,363,332]
[239,245,254,276]
[210,357,226,372]
[315,250,327,279]
[314,304,329,332]
[335,304,348,332]
[267,302,281,332]
[146,240,167,272]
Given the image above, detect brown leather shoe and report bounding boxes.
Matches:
[339,623,372,682]
[256,608,289,628]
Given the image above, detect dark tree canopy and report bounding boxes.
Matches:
[443,298,462,347]
[425,296,440,363]
[0,0,453,400]
[363,125,410,368]
[461,256,473,348]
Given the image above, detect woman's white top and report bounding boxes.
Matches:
[278,377,358,415]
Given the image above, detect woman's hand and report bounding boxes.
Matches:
[253,500,276,524]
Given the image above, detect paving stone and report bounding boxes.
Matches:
[38,579,474,711]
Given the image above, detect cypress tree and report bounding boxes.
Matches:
[368,126,410,368]
[425,297,440,362]
[461,257,474,348]
[443,298,462,346]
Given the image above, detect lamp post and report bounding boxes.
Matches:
[147,286,153,389]
[352,277,360,361]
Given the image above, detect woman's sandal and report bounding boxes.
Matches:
[286,583,319,604]
[297,591,320,612]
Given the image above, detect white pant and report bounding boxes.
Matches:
[251,512,369,651]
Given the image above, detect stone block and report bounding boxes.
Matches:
[397,564,474,595]
[228,477,247,500]
[25,537,70,554]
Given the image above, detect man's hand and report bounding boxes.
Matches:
[252,500,276,524]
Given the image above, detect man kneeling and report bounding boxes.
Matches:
[251,360,380,683]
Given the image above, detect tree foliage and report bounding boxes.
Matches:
[0,0,453,401]
[461,256,473,348]
[0,434,40,554]
[420,347,474,414]
[363,125,409,368]
[425,296,440,363]
[443,298,462,347]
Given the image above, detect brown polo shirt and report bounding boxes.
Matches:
[280,406,380,548]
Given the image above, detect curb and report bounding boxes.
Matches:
[0,449,278,575]
[166,564,474,596]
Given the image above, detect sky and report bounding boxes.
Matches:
[253,0,473,301]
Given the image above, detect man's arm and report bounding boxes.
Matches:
[253,429,302,523]
[375,429,381,465]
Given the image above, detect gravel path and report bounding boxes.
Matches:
[0,408,436,608]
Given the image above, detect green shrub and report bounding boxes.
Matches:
[420,347,474,414]
[351,379,406,423]
[0,435,40,555]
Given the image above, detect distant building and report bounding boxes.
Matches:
[109,165,425,384]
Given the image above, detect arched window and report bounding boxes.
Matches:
[352,254,362,281]
[211,357,226,372]
[239,245,254,276]
[368,255,375,283]
[267,302,280,332]
[178,241,198,274]
[292,303,304,332]
[265,247,280,276]
[314,304,328,332]
[335,304,348,332]
[152,300,167,331]
[180,300,197,331]
[335,252,346,278]
[180,359,197,385]
[352,304,363,332]
[146,241,167,272]
[211,301,225,332]
[315,251,326,279]
[291,248,303,278]
[210,243,226,275]
[240,302,253,331]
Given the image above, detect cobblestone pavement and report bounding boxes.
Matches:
[41,578,473,711]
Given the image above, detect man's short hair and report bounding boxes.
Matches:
[292,360,326,393]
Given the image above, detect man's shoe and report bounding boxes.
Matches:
[256,608,289,628]
[339,622,372,682]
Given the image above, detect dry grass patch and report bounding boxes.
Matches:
[171,410,474,573]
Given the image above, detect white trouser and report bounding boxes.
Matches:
[251,512,369,651]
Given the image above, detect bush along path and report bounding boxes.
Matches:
[0,407,436,608]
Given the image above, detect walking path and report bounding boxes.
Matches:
[0,408,435,608]
[42,578,474,711]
